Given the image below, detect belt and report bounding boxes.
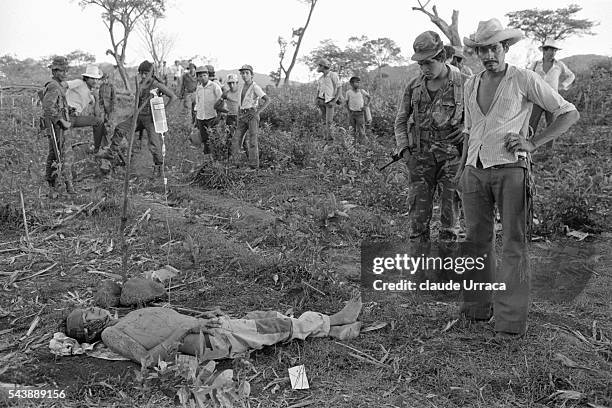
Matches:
[350,109,363,113]
[239,108,256,114]
[476,156,527,169]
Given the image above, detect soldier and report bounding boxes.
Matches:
[96,66,117,174]
[459,19,579,339]
[179,63,198,124]
[41,56,75,197]
[97,60,177,176]
[394,31,467,243]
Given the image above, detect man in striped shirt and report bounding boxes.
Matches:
[459,19,579,340]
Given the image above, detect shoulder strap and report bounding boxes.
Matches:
[447,68,464,127]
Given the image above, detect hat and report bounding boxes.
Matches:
[82,65,102,79]
[317,58,331,69]
[453,46,466,59]
[464,18,523,48]
[411,31,444,61]
[539,39,562,50]
[238,64,253,73]
[48,56,69,70]
[195,66,209,74]
[138,60,154,73]
[226,74,238,83]
[205,64,215,73]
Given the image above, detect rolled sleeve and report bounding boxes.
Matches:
[526,71,576,117]
[559,62,575,90]
[394,86,412,149]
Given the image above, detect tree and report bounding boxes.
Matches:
[302,37,379,80]
[506,4,597,46]
[79,0,166,91]
[412,0,461,46]
[363,38,404,79]
[276,0,318,85]
[66,50,96,67]
[139,17,176,72]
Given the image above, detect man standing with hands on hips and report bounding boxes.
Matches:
[231,64,270,170]
[458,19,579,340]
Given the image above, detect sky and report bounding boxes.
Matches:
[1,0,611,82]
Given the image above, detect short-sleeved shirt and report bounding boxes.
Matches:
[224,88,240,115]
[530,59,575,91]
[345,88,369,111]
[195,80,222,120]
[317,71,339,103]
[239,81,265,110]
[66,79,95,115]
[464,64,576,168]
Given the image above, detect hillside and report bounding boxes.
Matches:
[561,54,611,74]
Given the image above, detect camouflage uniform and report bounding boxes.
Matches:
[42,70,74,188]
[395,32,467,242]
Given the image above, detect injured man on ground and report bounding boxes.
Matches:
[64,294,363,367]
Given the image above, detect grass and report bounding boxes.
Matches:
[0,88,610,408]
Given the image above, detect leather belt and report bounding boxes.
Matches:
[476,156,527,169]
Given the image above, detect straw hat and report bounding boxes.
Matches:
[464,18,523,48]
[82,65,102,79]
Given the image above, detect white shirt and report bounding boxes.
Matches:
[317,71,339,103]
[345,88,369,111]
[239,81,265,110]
[66,79,95,115]
[464,64,576,168]
[530,59,575,91]
[194,81,222,120]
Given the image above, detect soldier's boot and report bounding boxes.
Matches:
[65,180,76,195]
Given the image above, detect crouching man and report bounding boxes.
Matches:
[65,295,362,366]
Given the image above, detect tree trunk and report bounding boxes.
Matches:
[413,3,462,46]
[283,0,317,86]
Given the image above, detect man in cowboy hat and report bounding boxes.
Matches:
[230,64,270,170]
[65,65,106,181]
[394,31,467,244]
[315,58,340,142]
[529,39,576,147]
[458,18,579,340]
[41,56,74,198]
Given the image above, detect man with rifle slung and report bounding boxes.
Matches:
[41,56,75,198]
[393,31,467,243]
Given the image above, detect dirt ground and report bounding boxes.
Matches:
[0,106,610,407]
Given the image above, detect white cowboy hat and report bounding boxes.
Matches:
[82,65,103,79]
[539,39,562,50]
[464,18,523,48]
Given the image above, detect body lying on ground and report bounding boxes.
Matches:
[65,295,362,367]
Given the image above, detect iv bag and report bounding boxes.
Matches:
[150,90,168,133]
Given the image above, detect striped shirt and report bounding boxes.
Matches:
[464,64,576,168]
[530,59,575,91]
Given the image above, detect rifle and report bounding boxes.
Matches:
[379,146,410,171]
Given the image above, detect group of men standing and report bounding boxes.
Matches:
[394,19,578,340]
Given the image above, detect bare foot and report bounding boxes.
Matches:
[329,293,362,326]
[329,322,362,340]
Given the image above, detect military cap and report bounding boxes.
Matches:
[412,31,444,61]
[238,64,254,73]
[48,56,69,70]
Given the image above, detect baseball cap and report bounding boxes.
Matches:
[238,64,253,73]
[226,74,238,83]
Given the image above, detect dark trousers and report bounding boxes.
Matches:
[70,114,105,150]
[348,110,366,143]
[459,165,530,334]
[110,114,162,165]
[45,122,75,185]
[197,117,218,154]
